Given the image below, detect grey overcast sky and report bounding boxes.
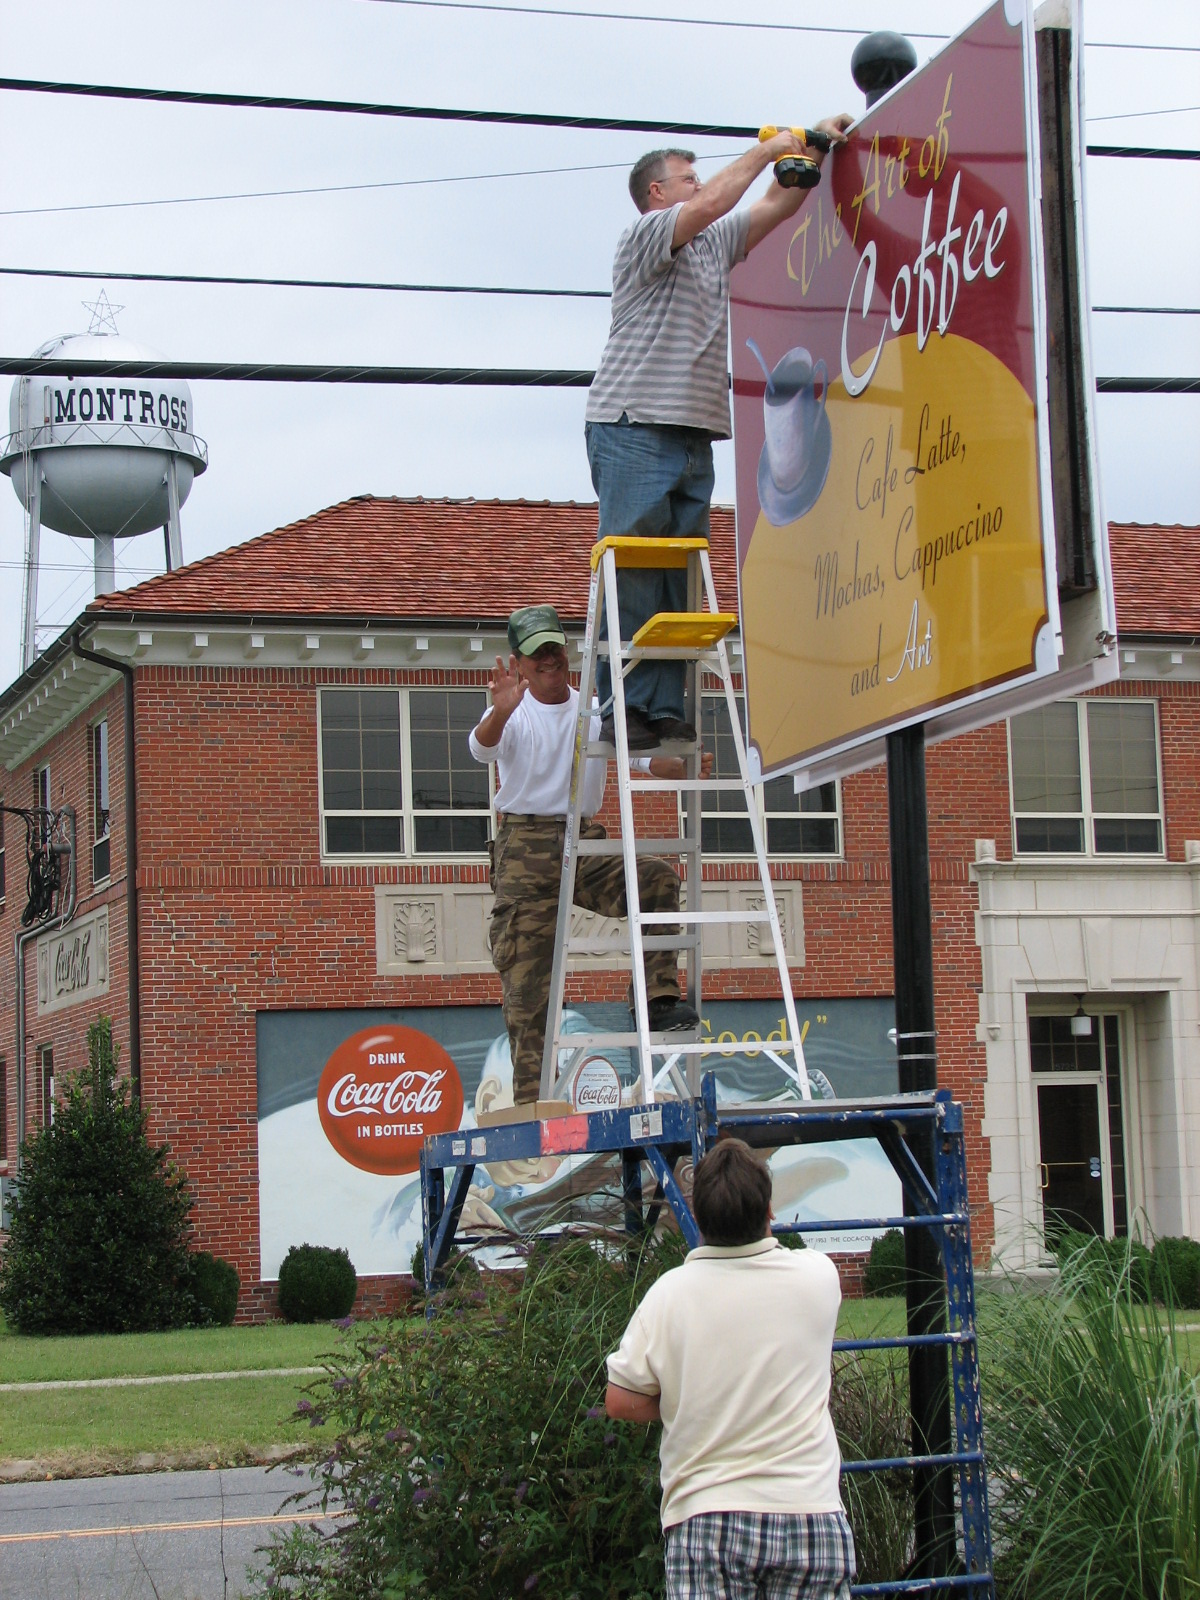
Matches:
[1,0,1197,692]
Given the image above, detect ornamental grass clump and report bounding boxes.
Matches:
[259,1229,678,1600]
[981,1237,1200,1599]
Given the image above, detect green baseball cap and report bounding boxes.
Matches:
[508,604,567,656]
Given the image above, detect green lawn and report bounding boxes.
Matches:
[0,1316,340,1385]
[0,1373,326,1471]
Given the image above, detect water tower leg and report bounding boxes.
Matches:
[21,468,43,672]
[95,534,116,595]
[164,457,183,572]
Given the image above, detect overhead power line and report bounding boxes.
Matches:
[0,265,610,299]
[3,267,1197,320]
[1,77,1197,159]
[1,357,1195,394]
[355,0,1200,53]
[0,357,595,387]
[0,156,658,220]
[0,76,763,139]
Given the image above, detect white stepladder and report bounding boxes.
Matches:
[539,534,812,1105]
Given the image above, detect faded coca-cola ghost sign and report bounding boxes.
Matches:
[317,1026,464,1175]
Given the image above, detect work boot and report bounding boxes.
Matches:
[648,716,697,746]
[645,996,700,1033]
[599,708,659,751]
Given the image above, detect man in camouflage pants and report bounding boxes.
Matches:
[469,604,699,1108]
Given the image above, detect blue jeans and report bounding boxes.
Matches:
[585,418,715,722]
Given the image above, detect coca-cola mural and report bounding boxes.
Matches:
[257,1000,898,1279]
[317,1027,464,1175]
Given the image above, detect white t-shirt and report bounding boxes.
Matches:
[606,1237,844,1528]
[468,687,606,818]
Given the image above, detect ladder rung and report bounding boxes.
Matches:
[630,612,737,651]
[576,837,693,856]
[565,934,690,953]
[591,535,709,571]
[550,1036,803,1058]
[633,778,748,791]
[638,910,770,924]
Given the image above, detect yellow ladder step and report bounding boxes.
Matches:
[590,535,709,571]
[630,611,737,649]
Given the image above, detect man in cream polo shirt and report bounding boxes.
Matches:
[606,1138,854,1598]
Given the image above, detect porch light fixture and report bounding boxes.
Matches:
[1070,999,1093,1037]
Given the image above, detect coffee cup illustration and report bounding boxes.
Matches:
[749,339,834,528]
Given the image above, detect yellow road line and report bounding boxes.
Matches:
[0,1510,345,1545]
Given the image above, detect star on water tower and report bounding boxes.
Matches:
[0,293,209,670]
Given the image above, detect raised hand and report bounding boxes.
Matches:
[489,654,527,721]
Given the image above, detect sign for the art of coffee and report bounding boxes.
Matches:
[731,0,1057,775]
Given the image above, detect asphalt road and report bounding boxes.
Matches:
[0,1464,338,1599]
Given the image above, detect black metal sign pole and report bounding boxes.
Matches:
[886,723,957,1581]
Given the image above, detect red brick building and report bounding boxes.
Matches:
[0,499,1195,1317]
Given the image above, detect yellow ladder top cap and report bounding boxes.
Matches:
[590,535,710,571]
[631,612,737,649]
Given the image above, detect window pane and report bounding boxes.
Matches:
[325,815,402,856]
[93,836,111,883]
[1093,818,1161,855]
[414,814,489,854]
[320,690,401,828]
[92,721,110,843]
[1087,702,1159,814]
[409,690,489,815]
[322,771,362,810]
[1015,816,1084,853]
[700,695,752,853]
[362,771,403,810]
[1010,704,1082,812]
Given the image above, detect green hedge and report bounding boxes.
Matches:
[1151,1236,1200,1310]
[277,1243,357,1323]
[187,1251,240,1326]
[864,1229,906,1297]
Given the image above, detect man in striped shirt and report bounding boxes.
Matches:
[585,122,850,752]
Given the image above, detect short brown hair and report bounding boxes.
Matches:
[692,1138,772,1247]
[628,148,695,213]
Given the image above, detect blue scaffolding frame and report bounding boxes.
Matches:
[420,1082,995,1597]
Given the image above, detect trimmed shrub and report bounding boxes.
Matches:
[277,1243,357,1322]
[1151,1236,1200,1310]
[1053,1230,1152,1303]
[864,1229,906,1297]
[187,1251,240,1326]
[0,1018,194,1334]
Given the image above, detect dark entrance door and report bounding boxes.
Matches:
[1037,1080,1104,1242]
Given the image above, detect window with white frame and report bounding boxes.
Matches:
[318,687,491,858]
[1009,699,1163,856]
[92,720,111,883]
[34,764,50,843]
[699,693,840,857]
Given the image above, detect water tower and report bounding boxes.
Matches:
[0,305,208,670]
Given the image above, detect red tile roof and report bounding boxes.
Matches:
[86,501,1194,639]
[86,497,740,625]
[1110,524,1200,638]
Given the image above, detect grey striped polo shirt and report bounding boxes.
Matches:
[585,202,751,439]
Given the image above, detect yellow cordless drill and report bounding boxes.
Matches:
[758,125,834,190]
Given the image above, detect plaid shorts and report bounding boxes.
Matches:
[664,1510,856,1600]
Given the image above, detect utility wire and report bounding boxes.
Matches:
[0,265,611,299]
[0,356,1195,393]
[354,0,1200,53]
[1,77,1197,160]
[0,156,658,219]
[0,76,769,138]
[3,267,1197,320]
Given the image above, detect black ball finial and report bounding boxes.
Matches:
[851,32,919,108]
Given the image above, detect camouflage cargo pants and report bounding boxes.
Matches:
[489,815,682,1105]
